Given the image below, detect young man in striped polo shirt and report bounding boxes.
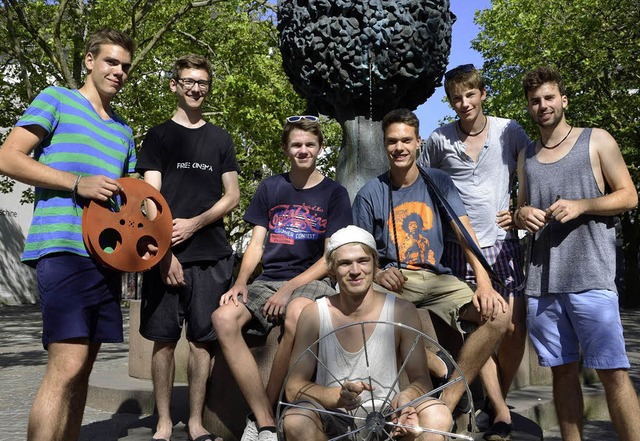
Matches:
[0,28,136,441]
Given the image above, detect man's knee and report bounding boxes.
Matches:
[47,341,94,385]
[483,306,511,335]
[283,407,323,439]
[551,362,580,380]
[284,297,314,335]
[417,399,453,433]
[211,303,244,338]
[596,368,632,389]
[153,341,178,356]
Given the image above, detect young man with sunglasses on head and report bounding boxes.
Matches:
[0,28,136,441]
[418,64,531,440]
[353,108,510,426]
[516,66,639,441]
[136,54,240,441]
[211,115,352,441]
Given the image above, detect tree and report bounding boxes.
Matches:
[0,0,338,240]
[473,0,640,304]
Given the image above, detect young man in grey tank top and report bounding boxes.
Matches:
[515,66,639,441]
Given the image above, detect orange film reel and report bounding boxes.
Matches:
[82,177,173,272]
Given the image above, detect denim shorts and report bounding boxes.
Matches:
[526,290,629,369]
[37,253,123,349]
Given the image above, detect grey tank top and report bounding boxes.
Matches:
[524,128,617,296]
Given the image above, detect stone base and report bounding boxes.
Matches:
[128,300,191,382]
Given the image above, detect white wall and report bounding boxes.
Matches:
[0,181,37,305]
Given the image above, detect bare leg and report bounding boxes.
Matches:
[151,341,177,440]
[551,362,583,441]
[427,351,448,380]
[440,305,509,412]
[27,339,100,441]
[495,296,526,395]
[282,406,326,441]
[479,357,511,424]
[212,303,275,429]
[415,399,453,441]
[266,297,313,407]
[479,296,526,425]
[187,341,213,440]
[597,368,640,441]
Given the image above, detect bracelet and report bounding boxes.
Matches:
[72,175,81,206]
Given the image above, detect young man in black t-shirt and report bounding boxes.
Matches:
[136,54,240,441]
[211,117,352,441]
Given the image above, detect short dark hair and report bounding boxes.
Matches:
[444,64,485,99]
[281,119,324,147]
[523,66,566,99]
[171,54,212,81]
[85,28,136,58]
[382,109,420,138]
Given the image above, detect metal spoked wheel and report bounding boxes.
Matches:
[276,320,475,440]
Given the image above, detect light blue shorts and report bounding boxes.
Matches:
[526,290,629,369]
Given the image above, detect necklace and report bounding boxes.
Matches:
[541,126,573,149]
[457,116,487,137]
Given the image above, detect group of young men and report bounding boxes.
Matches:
[0,27,638,441]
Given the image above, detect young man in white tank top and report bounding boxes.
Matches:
[282,225,453,441]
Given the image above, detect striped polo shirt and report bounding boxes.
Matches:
[16,86,136,264]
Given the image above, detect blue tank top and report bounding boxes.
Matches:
[524,128,617,296]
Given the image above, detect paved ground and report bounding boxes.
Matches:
[1,304,639,440]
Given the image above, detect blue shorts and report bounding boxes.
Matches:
[37,253,123,349]
[526,290,629,369]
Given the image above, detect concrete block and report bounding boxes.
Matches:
[128,299,191,382]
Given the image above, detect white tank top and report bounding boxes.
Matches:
[315,294,399,415]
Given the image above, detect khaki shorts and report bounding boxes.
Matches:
[376,269,474,332]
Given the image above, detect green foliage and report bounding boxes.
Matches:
[474,0,639,165]
[474,0,640,300]
[0,0,342,240]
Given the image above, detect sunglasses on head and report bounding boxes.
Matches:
[286,115,319,123]
[444,64,475,81]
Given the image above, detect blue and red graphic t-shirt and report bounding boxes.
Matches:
[244,173,352,281]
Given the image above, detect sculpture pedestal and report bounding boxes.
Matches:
[128,299,191,382]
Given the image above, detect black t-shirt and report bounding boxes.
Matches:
[244,173,352,281]
[136,120,239,263]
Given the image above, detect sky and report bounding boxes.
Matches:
[415,0,492,137]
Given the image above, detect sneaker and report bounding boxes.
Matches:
[257,428,277,441]
[240,414,258,441]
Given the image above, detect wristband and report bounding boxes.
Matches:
[72,175,81,206]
